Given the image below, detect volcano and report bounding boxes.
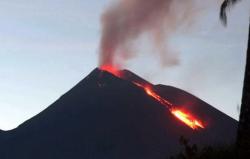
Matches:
[0,68,237,159]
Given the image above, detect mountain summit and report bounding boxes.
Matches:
[0,68,237,159]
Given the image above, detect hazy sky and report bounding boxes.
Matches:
[0,0,249,130]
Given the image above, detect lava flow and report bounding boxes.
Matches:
[134,82,204,130]
[100,65,205,130]
[171,109,205,129]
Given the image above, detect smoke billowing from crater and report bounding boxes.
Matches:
[99,0,198,68]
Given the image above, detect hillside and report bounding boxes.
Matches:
[0,68,238,159]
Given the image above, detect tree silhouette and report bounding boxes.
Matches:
[220,0,241,25]
[170,136,236,159]
[220,0,250,158]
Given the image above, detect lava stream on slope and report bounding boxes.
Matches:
[100,65,205,130]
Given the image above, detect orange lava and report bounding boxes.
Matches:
[135,82,204,130]
[143,86,173,108]
[100,66,205,130]
[171,109,205,129]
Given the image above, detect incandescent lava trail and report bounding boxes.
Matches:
[100,66,205,130]
[133,82,204,130]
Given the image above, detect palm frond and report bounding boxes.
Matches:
[220,0,240,26]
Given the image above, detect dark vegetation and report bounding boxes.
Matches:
[170,137,236,159]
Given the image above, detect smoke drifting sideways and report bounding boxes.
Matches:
[99,0,199,68]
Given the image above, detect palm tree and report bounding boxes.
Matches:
[220,0,240,25]
[220,0,250,158]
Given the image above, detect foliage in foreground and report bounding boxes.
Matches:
[169,136,236,159]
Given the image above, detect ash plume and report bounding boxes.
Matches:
[99,0,199,68]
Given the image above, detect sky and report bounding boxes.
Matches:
[0,0,249,130]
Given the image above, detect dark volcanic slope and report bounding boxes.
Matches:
[0,68,237,159]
